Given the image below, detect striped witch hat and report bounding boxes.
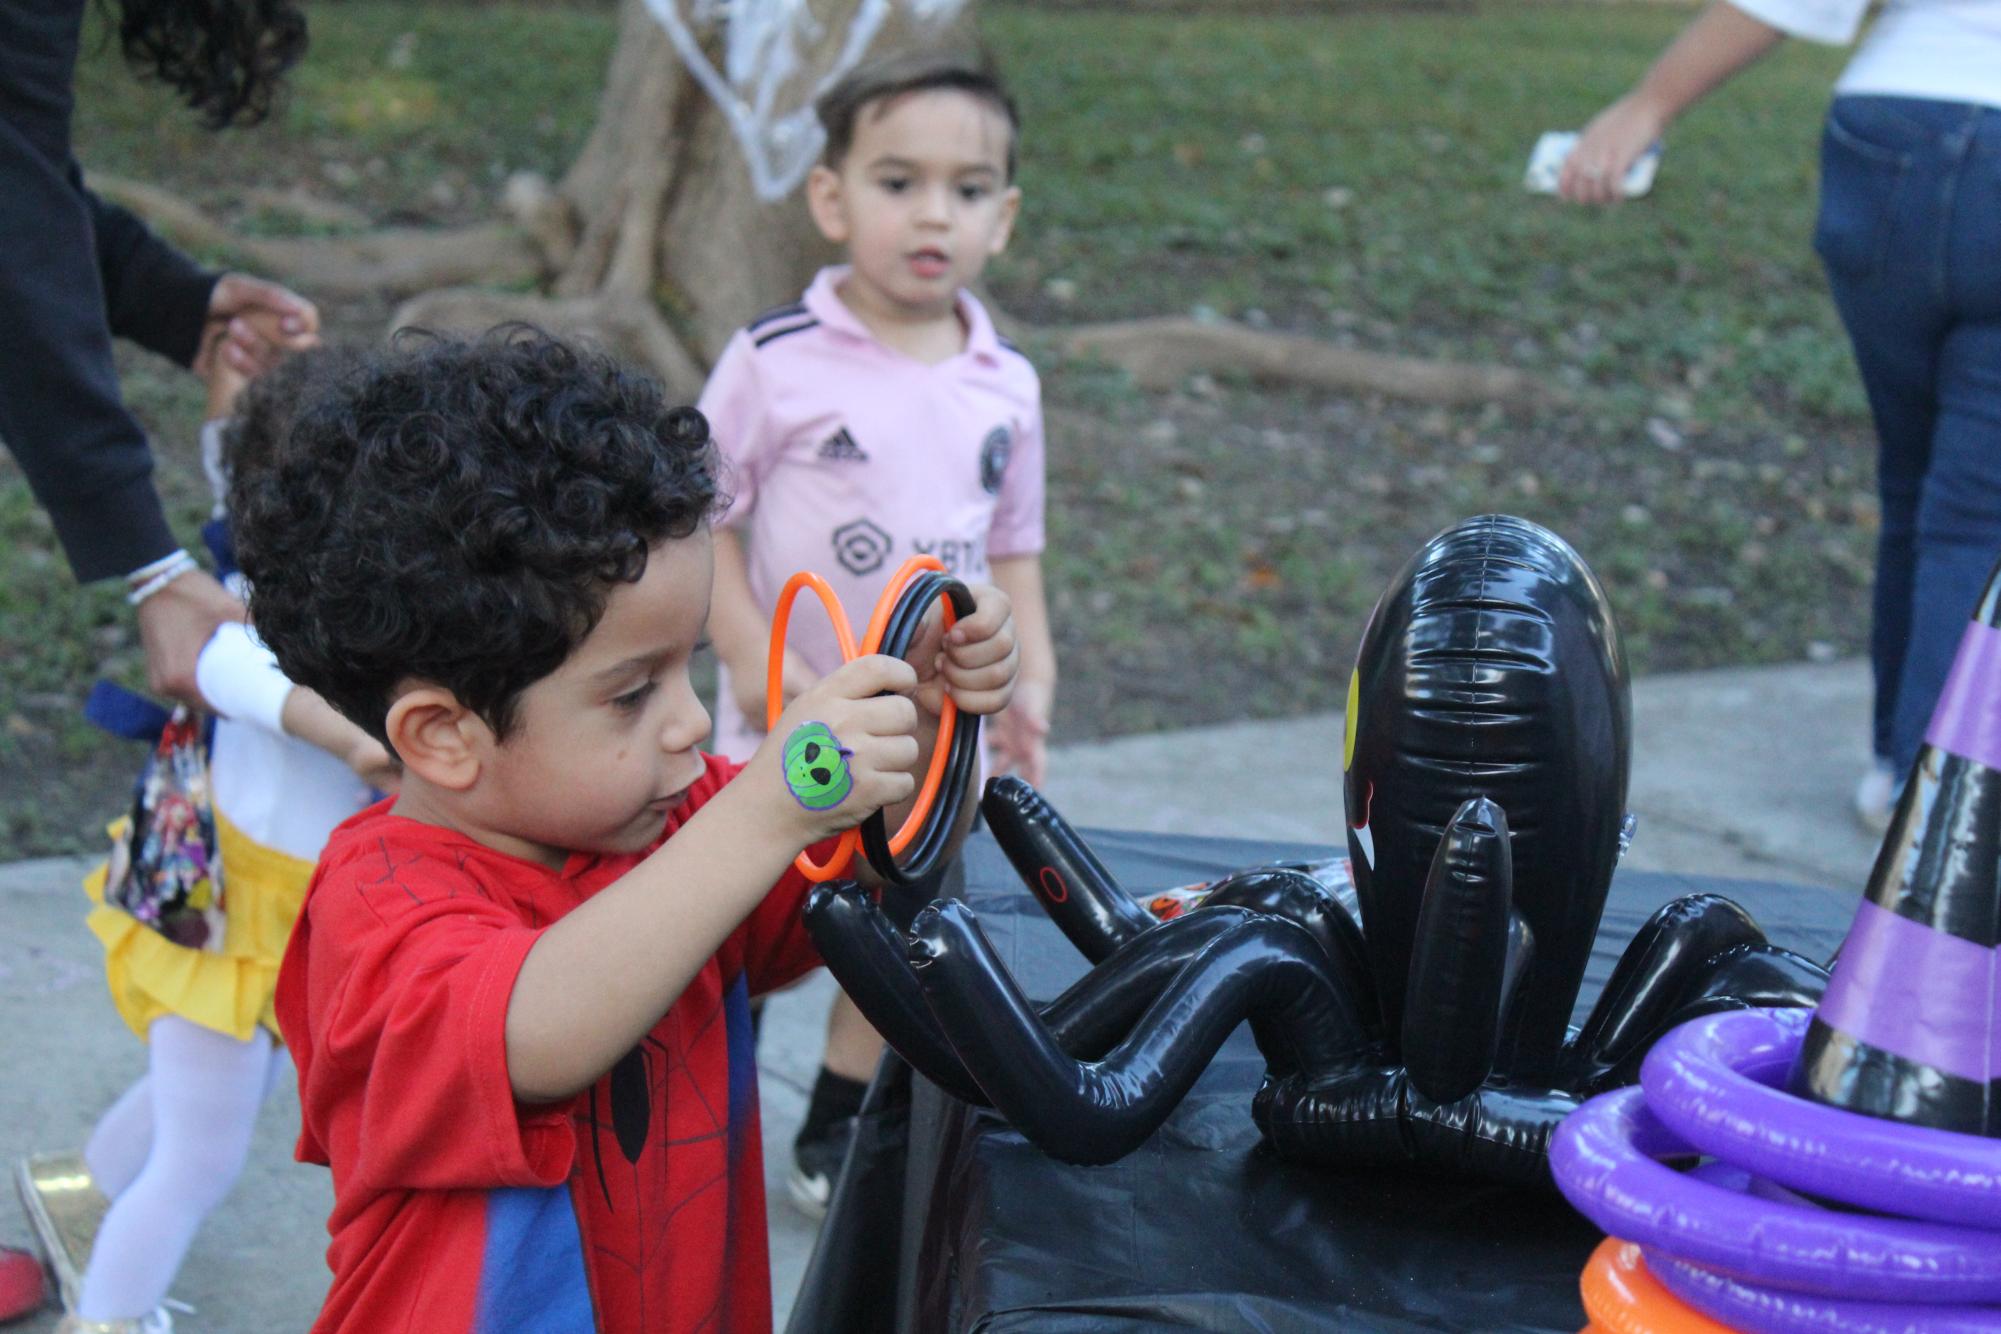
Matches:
[1787,556,2001,1135]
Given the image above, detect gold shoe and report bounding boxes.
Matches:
[54,1312,173,1333]
[14,1151,109,1314]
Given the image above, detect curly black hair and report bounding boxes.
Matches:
[109,0,308,129]
[231,328,720,747]
[219,344,363,490]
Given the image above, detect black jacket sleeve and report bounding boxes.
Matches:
[83,171,219,370]
[0,0,217,582]
[0,125,189,581]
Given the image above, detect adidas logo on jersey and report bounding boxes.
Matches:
[818,428,868,463]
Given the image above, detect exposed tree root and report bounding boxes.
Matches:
[90,174,543,301]
[97,170,1543,408]
[1058,317,1539,406]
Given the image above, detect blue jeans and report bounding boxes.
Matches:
[1815,96,2001,772]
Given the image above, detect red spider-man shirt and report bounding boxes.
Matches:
[275,752,823,1333]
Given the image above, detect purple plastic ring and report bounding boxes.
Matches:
[1641,1007,2001,1228]
[1647,1248,2001,1334]
[1550,1086,2001,1302]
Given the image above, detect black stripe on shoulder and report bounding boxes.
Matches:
[996,336,1030,361]
[752,318,820,349]
[747,301,808,332]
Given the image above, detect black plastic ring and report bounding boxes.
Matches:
[861,573,980,886]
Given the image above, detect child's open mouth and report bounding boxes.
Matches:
[908,249,949,279]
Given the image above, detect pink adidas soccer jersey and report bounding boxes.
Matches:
[700,266,1045,762]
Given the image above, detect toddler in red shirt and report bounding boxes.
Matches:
[229,329,1022,1333]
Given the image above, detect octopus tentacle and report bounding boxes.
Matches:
[982,776,1157,961]
[1040,907,1267,1057]
[804,882,1270,1105]
[1255,1068,1582,1187]
[1198,866,1377,1036]
[802,881,992,1106]
[1571,894,1777,1074]
[1402,797,1515,1102]
[906,900,1371,1166]
[1576,942,1828,1091]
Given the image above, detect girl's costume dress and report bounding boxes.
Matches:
[84,618,372,1040]
[84,420,373,1040]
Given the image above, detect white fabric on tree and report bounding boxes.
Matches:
[639,0,969,201]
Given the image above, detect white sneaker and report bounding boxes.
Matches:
[785,1160,832,1221]
[1853,759,1898,833]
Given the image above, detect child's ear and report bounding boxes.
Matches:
[384,683,486,792]
[805,164,850,245]
[988,185,1022,256]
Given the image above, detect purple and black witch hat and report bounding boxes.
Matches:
[1788,556,2001,1135]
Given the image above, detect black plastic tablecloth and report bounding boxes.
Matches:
[787,828,1857,1334]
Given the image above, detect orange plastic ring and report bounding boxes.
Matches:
[1578,1239,1733,1334]
[859,558,960,861]
[767,555,960,881]
[769,572,862,881]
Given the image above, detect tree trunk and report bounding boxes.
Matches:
[392,0,962,397]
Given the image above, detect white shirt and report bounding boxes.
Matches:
[196,622,374,862]
[1730,0,2001,109]
[192,426,373,862]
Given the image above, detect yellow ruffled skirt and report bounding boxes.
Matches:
[84,810,313,1042]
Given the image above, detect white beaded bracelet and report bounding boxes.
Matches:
[126,550,199,607]
[127,548,193,582]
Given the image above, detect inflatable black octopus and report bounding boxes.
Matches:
[805,515,1831,1185]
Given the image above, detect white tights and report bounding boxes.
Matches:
[78,1016,286,1321]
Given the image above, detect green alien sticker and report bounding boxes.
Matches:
[783,721,855,811]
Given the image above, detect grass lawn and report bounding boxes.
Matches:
[0,0,1872,857]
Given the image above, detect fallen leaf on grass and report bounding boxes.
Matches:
[1243,563,1282,591]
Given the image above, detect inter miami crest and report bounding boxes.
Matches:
[979,424,1013,495]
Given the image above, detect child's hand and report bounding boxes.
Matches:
[280,684,401,794]
[345,734,402,795]
[933,584,1020,719]
[198,323,254,422]
[755,654,922,843]
[730,645,819,733]
[990,678,1052,786]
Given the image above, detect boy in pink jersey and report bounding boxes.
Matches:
[698,55,1059,1215]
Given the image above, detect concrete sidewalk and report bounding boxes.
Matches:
[0,659,1883,1331]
